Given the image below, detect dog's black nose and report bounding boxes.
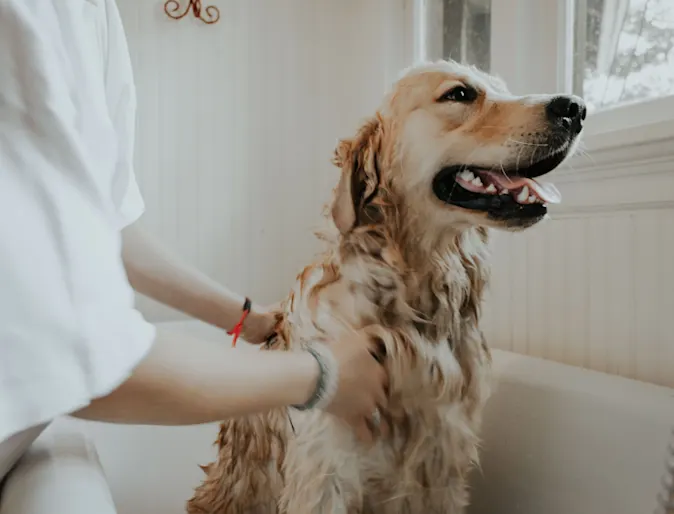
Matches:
[546,95,586,133]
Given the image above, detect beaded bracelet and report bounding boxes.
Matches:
[292,343,339,411]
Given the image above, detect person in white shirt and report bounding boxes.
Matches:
[0,1,387,511]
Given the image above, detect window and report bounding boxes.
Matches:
[423,0,492,72]
[574,0,674,113]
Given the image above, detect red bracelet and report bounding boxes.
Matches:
[227,297,252,347]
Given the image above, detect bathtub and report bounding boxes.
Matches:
[64,320,674,514]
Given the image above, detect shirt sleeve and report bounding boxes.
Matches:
[0,0,155,443]
[103,0,146,229]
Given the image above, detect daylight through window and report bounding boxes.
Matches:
[574,0,674,113]
[424,0,492,72]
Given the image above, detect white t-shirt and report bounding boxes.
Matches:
[0,0,156,443]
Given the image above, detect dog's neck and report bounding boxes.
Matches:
[334,210,491,344]
[404,223,490,342]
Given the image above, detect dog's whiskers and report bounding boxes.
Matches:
[574,146,595,165]
[506,137,549,147]
[514,143,526,174]
[529,145,538,168]
[498,162,512,181]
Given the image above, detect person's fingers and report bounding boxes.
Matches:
[365,407,389,442]
[382,365,390,390]
[375,368,389,407]
[364,339,389,386]
[378,416,391,439]
[376,391,387,409]
[366,335,387,364]
[352,418,374,444]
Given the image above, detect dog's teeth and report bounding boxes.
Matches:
[471,177,483,188]
[486,184,497,194]
[529,195,536,203]
[459,170,475,181]
[500,189,508,195]
[517,186,529,203]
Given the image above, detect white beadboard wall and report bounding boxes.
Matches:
[118,1,673,388]
[482,137,674,388]
[117,0,407,320]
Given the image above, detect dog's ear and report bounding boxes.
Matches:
[331,116,383,234]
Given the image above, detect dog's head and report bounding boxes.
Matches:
[331,61,585,235]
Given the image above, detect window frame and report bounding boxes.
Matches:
[404,0,674,157]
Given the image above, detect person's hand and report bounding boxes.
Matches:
[242,302,283,344]
[325,330,389,443]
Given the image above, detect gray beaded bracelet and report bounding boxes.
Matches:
[292,343,339,411]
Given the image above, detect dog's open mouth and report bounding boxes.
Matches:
[432,150,566,220]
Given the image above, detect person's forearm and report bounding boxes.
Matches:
[72,328,318,425]
[121,224,250,332]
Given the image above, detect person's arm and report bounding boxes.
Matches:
[73,327,388,441]
[121,224,277,343]
[73,327,319,424]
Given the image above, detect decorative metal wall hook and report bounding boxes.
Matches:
[164,0,220,25]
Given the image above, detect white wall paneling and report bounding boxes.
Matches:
[482,137,674,388]
[117,0,407,320]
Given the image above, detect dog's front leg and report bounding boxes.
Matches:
[187,412,286,514]
[279,413,364,514]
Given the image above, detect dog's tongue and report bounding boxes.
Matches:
[481,171,562,204]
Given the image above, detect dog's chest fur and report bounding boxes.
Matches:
[187,227,494,514]
[274,228,493,511]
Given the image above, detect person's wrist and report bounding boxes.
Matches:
[291,344,339,411]
[240,305,266,342]
[239,306,256,331]
[290,351,321,407]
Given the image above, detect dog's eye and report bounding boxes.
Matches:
[438,86,478,103]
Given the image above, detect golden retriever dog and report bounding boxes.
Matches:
[186,60,586,514]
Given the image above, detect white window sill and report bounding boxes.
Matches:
[563,95,674,176]
[583,120,674,153]
[550,109,674,217]
[561,125,673,181]
[580,95,674,152]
